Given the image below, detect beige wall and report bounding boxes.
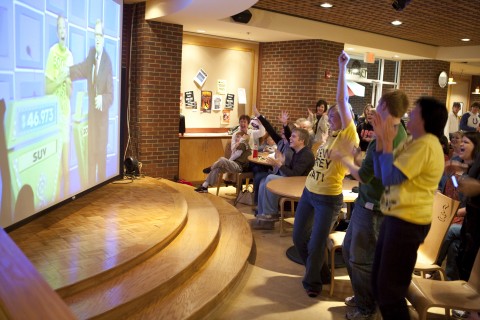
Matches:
[181,34,259,129]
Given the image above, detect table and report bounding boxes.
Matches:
[266,176,358,236]
[266,176,359,263]
[247,152,273,166]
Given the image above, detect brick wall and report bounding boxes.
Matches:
[257,40,343,127]
[122,3,183,179]
[400,60,450,109]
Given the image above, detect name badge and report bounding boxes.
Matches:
[365,202,374,210]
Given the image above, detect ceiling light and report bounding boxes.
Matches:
[391,20,402,26]
[319,3,333,8]
[197,29,206,33]
[461,38,471,42]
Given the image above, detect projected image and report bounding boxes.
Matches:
[0,0,122,228]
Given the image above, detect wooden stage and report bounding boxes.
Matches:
[5,177,253,319]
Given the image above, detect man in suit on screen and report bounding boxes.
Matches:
[70,19,113,186]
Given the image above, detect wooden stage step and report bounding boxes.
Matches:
[7,177,253,319]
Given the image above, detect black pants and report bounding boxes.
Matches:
[372,216,430,320]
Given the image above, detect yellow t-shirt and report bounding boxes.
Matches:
[306,120,359,195]
[380,134,444,224]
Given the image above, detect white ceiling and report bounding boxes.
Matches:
[124,0,480,75]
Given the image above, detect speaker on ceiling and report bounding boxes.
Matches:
[231,10,252,24]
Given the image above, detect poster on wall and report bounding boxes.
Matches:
[225,93,235,109]
[213,95,222,111]
[238,88,247,104]
[222,109,231,124]
[217,79,227,94]
[185,91,196,108]
[201,91,212,113]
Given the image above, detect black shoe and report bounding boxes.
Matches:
[194,186,208,193]
[203,167,211,174]
[306,289,319,298]
[224,180,234,186]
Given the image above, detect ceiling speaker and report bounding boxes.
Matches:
[231,10,252,24]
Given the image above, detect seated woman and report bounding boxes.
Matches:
[440,132,480,281]
[195,131,251,193]
[259,134,277,153]
[250,108,293,207]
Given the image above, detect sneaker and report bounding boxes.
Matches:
[257,213,280,221]
[202,167,211,174]
[194,186,208,193]
[345,296,357,307]
[452,310,470,319]
[346,310,376,320]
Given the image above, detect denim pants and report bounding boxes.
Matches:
[436,223,461,280]
[372,216,429,320]
[257,174,283,215]
[293,187,343,292]
[342,205,384,314]
[251,163,270,204]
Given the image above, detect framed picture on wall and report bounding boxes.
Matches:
[213,94,222,111]
[193,68,208,87]
[201,91,212,113]
[225,93,235,109]
[184,90,195,108]
[221,109,231,124]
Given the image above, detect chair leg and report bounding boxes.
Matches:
[329,247,336,296]
[216,173,223,196]
[233,174,243,206]
[279,198,286,236]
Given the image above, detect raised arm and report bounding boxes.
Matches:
[337,51,354,129]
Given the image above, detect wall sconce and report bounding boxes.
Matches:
[448,72,456,85]
[473,86,480,95]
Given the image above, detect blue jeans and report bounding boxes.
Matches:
[372,216,429,320]
[257,174,283,215]
[251,163,270,205]
[293,187,343,292]
[436,223,461,280]
[343,205,384,314]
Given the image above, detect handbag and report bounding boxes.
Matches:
[236,189,254,206]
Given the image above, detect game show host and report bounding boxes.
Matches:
[70,19,113,186]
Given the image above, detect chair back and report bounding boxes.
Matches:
[468,249,480,292]
[224,141,232,159]
[417,192,460,264]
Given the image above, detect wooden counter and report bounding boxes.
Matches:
[179,135,232,183]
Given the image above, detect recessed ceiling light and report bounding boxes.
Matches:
[391,20,402,26]
[347,47,355,51]
[319,2,333,8]
[461,38,471,42]
[393,55,400,58]
[197,29,206,33]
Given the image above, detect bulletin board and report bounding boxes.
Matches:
[181,37,257,130]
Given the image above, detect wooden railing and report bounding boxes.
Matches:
[0,228,76,320]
